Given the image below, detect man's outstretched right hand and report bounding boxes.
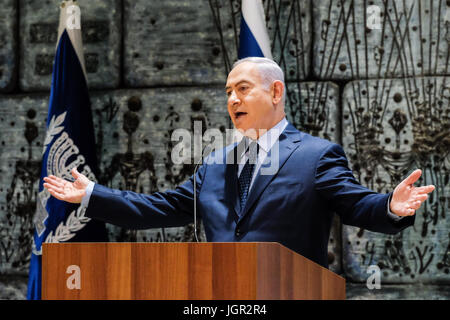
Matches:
[43,167,90,204]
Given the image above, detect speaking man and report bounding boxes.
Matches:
[43,57,435,268]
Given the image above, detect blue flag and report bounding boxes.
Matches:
[27,2,108,300]
[238,0,273,59]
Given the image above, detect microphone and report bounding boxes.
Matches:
[192,144,213,242]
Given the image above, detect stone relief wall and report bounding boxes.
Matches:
[19,0,121,91]
[0,0,448,299]
[342,76,449,283]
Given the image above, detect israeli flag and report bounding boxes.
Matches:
[238,0,273,59]
[27,1,108,300]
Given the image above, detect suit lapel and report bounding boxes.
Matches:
[239,123,302,219]
[224,162,240,216]
[224,141,243,216]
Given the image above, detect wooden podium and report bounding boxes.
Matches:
[42,242,345,300]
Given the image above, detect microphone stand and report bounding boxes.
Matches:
[192,145,212,242]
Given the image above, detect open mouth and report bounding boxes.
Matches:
[234,111,247,119]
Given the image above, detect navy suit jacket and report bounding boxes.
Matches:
[86,123,414,268]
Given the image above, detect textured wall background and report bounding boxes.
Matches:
[0,0,448,299]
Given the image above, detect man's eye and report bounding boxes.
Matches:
[239,86,248,92]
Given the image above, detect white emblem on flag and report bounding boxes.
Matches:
[32,111,95,255]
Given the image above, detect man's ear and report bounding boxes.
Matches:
[271,80,284,105]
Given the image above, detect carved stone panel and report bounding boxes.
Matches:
[124,0,232,87]
[0,94,49,274]
[124,0,311,87]
[0,0,17,92]
[19,0,121,91]
[342,76,450,283]
[285,81,339,141]
[313,0,450,80]
[0,277,27,300]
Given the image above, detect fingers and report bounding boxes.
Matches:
[393,190,433,217]
[407,195,429,212]
[46,175,67,185]
[415,185,435,194]
[403,169,422,186]
[413,194,428,202]
[409,200,422,210]
[391,196,427,216]
[44,184,66,201]
[43,176,65,188]
[43,176,67,198]
[71,167,80,179]
[402,170,435,193]
[43,182,64,194]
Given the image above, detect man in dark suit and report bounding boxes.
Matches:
[43,57,435,268]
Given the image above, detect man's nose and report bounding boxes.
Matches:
[229,91,240,105]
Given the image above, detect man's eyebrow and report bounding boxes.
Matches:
[225,80,251,90]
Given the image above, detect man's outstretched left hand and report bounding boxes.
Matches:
[390,169,435,217]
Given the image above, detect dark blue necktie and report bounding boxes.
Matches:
[238,142,258,211]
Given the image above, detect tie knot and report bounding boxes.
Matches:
[236,137,259,165]
[246,141,259,164]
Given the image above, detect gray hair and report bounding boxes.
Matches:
[232,57,285,103]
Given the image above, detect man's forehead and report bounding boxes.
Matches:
[226,63,259,87]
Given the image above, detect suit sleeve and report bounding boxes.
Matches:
[85,163,207,230]
[314,143,414,234]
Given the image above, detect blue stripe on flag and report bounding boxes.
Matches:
[238,17,265,59]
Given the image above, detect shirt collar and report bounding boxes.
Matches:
[256,117,288,154]
[236,118,288,160]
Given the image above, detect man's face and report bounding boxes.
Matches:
[225,62,279,136]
